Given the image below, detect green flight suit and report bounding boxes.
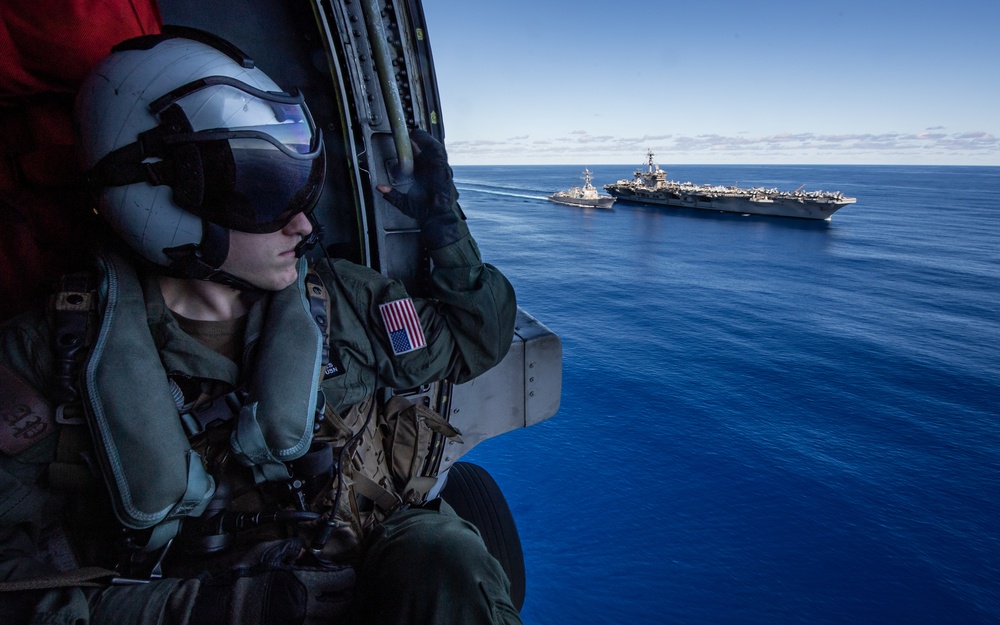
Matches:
[0,221,521,624]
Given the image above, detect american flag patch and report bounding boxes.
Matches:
[379,298,426,355]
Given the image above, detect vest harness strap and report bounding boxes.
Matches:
[48,272,96,424]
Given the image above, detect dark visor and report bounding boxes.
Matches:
[191,136,325,233]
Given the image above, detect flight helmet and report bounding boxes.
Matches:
[75,29,325,282]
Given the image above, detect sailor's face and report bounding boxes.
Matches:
[221,211,313,290]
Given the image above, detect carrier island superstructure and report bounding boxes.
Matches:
[604,151,857,220]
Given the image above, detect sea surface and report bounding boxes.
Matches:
[451,164,1000,625]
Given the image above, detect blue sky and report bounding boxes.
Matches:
[421,0,1000,165]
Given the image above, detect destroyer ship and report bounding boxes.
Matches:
[605,151,856,220]
[548,168,616,209]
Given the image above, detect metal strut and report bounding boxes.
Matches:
[360,0,414,179]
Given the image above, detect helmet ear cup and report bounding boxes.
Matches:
[163,221,230,278]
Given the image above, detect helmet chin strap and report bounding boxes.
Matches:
[203,269,262,292]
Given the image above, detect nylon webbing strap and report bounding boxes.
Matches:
[351,472,402,512]
[306,271,345,380]
[48,272,96,414]
[305,272,330,364]
[0,566,118,592]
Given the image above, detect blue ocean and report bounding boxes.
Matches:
[451,164,1000,625]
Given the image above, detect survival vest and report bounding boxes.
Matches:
[42,250,462,573]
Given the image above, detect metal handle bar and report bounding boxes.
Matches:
[361,0,414,179]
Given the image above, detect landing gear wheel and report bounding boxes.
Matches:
[440,461,526,611]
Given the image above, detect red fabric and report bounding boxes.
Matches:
[0,0,163,101]
[0,0,162,321]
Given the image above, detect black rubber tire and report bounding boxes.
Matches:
[440,461,526,611]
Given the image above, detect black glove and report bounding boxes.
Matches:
[187,539,356,625]
[190,565,307,625]
[377,129,466,249]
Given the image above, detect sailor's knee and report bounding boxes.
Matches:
[363,504,504,590]
[351,504,520,624]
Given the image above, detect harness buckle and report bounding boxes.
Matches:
[54,403,87,425]
[115,537,174,583]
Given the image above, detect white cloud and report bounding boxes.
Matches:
[444,129,1000,165]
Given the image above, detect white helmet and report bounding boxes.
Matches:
[75,29,325,280]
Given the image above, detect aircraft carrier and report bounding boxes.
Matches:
[605,151,856,220]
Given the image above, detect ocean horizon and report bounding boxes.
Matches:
[452,163,1000,625]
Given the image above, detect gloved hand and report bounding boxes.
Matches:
[377,128,466,249]
[188,539,356,625]
[190,565,307,625]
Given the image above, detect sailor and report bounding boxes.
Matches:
[0,31,521,625]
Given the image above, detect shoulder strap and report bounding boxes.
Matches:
[47,272,97,424]
[305,269,346,379]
